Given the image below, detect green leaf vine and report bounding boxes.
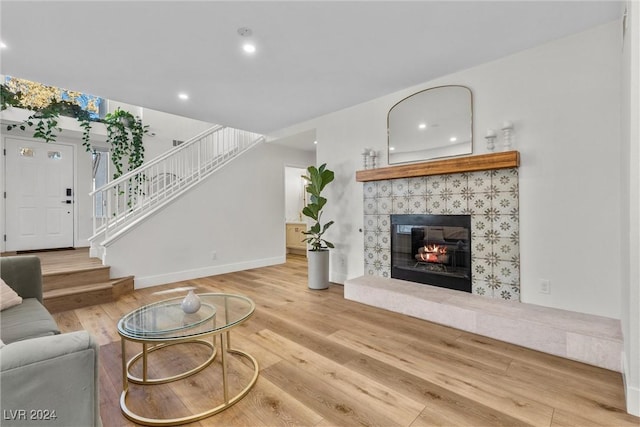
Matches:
[1,83,147,178]
[103,108,148,179]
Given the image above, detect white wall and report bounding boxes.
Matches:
[115,102,217,161]
[620,1,639,416]
[105,142,313,286]
[270,21,623,319]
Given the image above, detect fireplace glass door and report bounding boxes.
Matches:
[391,214,472,292]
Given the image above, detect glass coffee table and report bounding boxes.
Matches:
[117,293,258,426]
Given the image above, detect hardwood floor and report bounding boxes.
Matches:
[52,255,639,427]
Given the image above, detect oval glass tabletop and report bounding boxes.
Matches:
[117,293,255,340]
[120,302,217,336]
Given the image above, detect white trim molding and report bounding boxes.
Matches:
[623,352,640,416]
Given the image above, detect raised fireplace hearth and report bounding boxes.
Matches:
[391,214,471,292]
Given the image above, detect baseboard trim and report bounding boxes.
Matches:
[76,238,90,249]
[623,351,640,416]
[330,271,348,285]
[134,256,286,289]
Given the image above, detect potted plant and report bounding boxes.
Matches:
[301,163,335,290]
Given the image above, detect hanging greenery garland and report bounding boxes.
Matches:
[1,82,146,178]
[102,108,148,179]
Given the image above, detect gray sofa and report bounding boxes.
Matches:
[1,256,102,427]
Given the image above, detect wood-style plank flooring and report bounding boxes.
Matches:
[52,255,639,427]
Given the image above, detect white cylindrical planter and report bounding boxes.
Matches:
[307,250,330,290]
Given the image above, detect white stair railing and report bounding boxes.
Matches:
[89,125,263,247]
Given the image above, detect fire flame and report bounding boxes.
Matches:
[419,245,447,262]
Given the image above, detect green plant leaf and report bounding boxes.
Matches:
[301,163,335,251]
[302,206,318,220]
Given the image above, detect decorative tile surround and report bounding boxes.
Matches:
[363,168,520,301]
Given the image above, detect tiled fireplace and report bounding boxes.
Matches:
[350,152,623,372]
[363,167,520,301]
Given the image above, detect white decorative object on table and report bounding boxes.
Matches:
[362,148,371,169]
[369,150,377,169]
[485,129,497,152]
[502,121,514,151]
[181,290,201,314]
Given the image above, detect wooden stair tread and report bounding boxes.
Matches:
[43,265,110,277]
[7,248,135,313]
[44,276,135,313]
[43,265,112,291]
[44,281,114,299]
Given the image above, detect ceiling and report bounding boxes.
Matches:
[0,1,622,138]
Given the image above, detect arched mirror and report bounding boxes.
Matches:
[388,85,473,164]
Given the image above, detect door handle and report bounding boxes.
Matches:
[61,200,72,204]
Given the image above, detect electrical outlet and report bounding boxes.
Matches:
[211,251,217,260]
[539,279,551,294]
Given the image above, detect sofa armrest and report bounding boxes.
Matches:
[1,331,101,426]
[0,256,43,303]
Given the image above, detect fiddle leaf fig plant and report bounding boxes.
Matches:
[301,163,335,251]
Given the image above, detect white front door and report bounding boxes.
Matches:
[4,138,74,251]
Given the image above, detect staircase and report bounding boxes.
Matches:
[43,268,134,313]
[22,248,134,313]
[89,125,264,259]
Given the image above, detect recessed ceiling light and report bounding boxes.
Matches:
[450,137,457,142]
[243,43,256,54]
[418,123,427,130]
[313,140,318,145]
[389,146,395,151]
[178,93,189,100]
[238,27,256,54]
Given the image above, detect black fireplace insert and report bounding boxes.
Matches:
[391,214,472,292]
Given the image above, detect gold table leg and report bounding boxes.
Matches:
[119,333,259,426]
[125,339,217,385]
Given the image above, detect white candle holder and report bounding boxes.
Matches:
[485,135,496,152]
[369,150,377,169]
[362,148,370,169]
[502,121,514,151]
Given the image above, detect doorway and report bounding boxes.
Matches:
[284,166,308,256]
[4,137,75,251]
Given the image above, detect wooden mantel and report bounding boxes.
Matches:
[355,151,520,182]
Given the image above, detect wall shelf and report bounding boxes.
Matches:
[355,151,520,182]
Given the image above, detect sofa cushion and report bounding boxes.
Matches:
[0,298,60,344]
[0,279,22,311]
[1,331,101,427]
